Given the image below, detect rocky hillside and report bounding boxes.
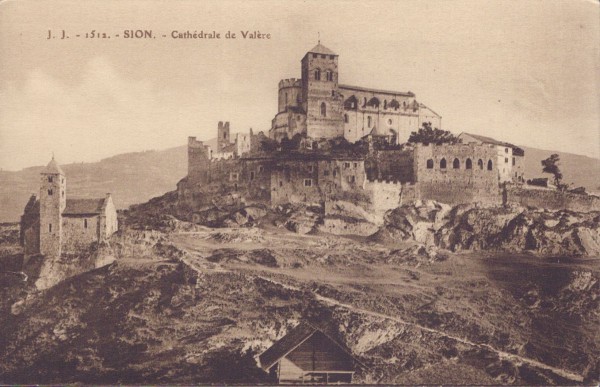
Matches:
[0,213,599,384]
[373,201,600,257]
[1,141,597,222]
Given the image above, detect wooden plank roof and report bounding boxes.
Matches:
[259,322,365,372]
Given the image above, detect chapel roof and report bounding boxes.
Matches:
[41,157,64,175]
[63,198,107,216]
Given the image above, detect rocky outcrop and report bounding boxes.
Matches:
[374,201,600,256]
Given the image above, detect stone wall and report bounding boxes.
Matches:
[302,53,345,139]
[278,78,302,113]
[417,104,442,130]
[339,85,418,144]
[62,215,99,254]
[413,143,501,206]
[270,157,365,206]
[363,180,421,214]
[366,148,415,182]
[188,136,211,184]
[505,185,600,212]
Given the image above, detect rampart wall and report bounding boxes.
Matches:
[366,148,415,182]
[414,143,501,206]
[505,185,600,212]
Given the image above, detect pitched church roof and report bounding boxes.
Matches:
[63,198,107,216]
[41,157,64,175]
[307,43,336,56]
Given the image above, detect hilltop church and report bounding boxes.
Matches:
[270,42,441,144]
[20,157,119,259]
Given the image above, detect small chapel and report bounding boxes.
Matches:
[20,157,118,258]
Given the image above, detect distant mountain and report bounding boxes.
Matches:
[1,140,598,222]
[1,145,186,223]
[521,146,600,192]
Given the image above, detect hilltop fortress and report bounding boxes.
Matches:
[178,43,532,220]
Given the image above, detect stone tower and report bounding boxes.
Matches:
[217,121,231,152]
[39,157,66,259]
[301,43,344,139]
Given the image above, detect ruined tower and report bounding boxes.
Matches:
[217,121,231,152]
[301,43,344,139]
[39,157,66,259]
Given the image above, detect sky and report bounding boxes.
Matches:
[0,0,598,171]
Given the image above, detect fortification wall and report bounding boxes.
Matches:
[363,180,421,213]
[278,78,302,113]
[271,159,323,205]
[414,143,501,206]
[506,185,600,212]
[366,148,415,182]
[188,136,211,184]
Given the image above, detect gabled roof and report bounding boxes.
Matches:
[63,198,106,216]
[419,103,442,118]
[41,157,64,175]
[459,133,524,155]
[259,321,364,372]
[259,322,317,371]
[307,43,336,56]
[459,132,506,146]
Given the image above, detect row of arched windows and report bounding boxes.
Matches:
[343,95,417,111]
[426,158,493,171]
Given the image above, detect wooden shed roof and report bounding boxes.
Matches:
[259,322,364,372]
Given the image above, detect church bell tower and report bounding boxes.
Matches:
[301,42,344,139]
[39,156,66,259]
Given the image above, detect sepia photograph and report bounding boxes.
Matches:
[0,0,599,384]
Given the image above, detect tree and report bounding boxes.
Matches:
[408,122,457,145]
[541,154,565,189]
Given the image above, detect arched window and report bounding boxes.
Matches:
[440,158,447,169]
[427,159,434,169]
[344,96,358,110]
[367,116,372,128]
[315,69,321,81]
[478,159,483,169]
[344,114,349,123]
[326,70,333,81]
[487,160,493,170]
[367,97,380,108]
[320,102,326,117]
[453,158,460,169]
[466,158,472,169]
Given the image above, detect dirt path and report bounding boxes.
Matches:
[175,238,584,383]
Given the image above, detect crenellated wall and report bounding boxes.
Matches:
[278,78,302,113]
